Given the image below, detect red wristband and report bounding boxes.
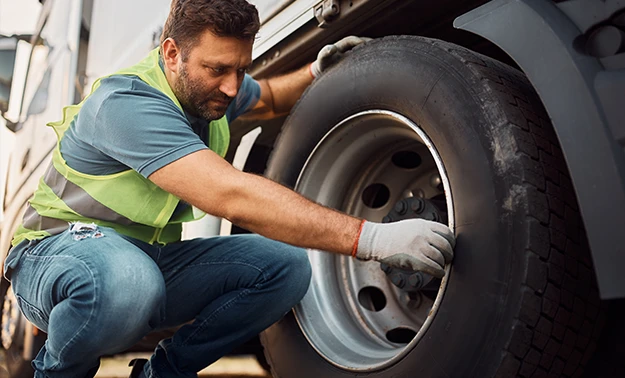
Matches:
[308,62,316,79]
[351,219,366,258]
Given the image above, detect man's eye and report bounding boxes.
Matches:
[237,68,247,75]
[211,67,225,74]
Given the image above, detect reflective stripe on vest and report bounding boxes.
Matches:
[22,206,68,236]
[12,48,228,246]
[39,164,135,226]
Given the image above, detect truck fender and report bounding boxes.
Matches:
[454,0,625,299]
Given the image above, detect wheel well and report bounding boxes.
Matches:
[245,1,523,157]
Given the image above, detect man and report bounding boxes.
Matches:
[4,1,455,377]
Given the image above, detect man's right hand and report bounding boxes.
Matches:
[355,219,455,278]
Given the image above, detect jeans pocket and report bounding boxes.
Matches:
[24,236,54,257]
[15,294,49,330]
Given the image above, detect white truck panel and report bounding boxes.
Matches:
[85,0,170,88]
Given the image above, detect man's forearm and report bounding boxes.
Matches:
[150,149,455,274]
[257,64,313,117]
[150,149,361,254]
[223,171,361,255]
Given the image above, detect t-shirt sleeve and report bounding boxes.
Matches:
[79,77,208,178]
[225,73,260,122]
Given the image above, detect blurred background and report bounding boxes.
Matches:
[0,0,41,225]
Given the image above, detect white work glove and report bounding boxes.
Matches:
[309,36,372,78]
[355,219,455,278]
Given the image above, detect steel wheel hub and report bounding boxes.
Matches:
[293,110,454,371]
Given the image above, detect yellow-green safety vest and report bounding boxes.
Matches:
[12,48,230,246]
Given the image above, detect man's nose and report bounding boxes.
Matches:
[219,72,239,98]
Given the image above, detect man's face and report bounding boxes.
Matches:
[171,31,253,121]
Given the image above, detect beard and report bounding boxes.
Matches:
[173,63,232,121]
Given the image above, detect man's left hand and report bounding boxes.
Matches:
[309,36,372,78]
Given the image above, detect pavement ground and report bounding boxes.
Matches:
[0,351,271,378]
[96,354,271,378]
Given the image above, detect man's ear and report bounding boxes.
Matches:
[161,38,181,74]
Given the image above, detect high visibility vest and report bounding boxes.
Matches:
[12,48,230,246]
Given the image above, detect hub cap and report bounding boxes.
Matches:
[293,110,454,371]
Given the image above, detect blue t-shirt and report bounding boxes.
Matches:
[60,73,260,177]
[4,67,262,276]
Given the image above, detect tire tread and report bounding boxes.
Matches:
[430,39,604,378]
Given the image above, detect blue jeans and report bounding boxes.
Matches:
[7,225,312,378]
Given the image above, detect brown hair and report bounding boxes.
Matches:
[161,0,260,56]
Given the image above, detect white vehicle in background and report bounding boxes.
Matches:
[1,0,624,377]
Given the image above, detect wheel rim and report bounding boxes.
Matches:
[293,110,454,371]
[2,286,20,350]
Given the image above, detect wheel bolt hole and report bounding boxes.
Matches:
[362,183,390,209]
[391,151,421,169]
[386,327,417,344]
[358,286,386,312]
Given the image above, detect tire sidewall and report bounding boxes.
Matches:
[264,37,529,377]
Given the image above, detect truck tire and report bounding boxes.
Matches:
[261,36,605,377]
[1,278,45,378]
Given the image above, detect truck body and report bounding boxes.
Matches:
[1,0,623,377]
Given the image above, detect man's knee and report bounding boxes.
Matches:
[65,259,164,330]
[97,265,166,330]
[274,245,312,303]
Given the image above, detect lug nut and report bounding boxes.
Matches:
[400,292,422,309]
[390,273,405,288]
[428,212,439,222]
[408,273,423,288]
[410,198,424,213]
[395,201,407,215]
